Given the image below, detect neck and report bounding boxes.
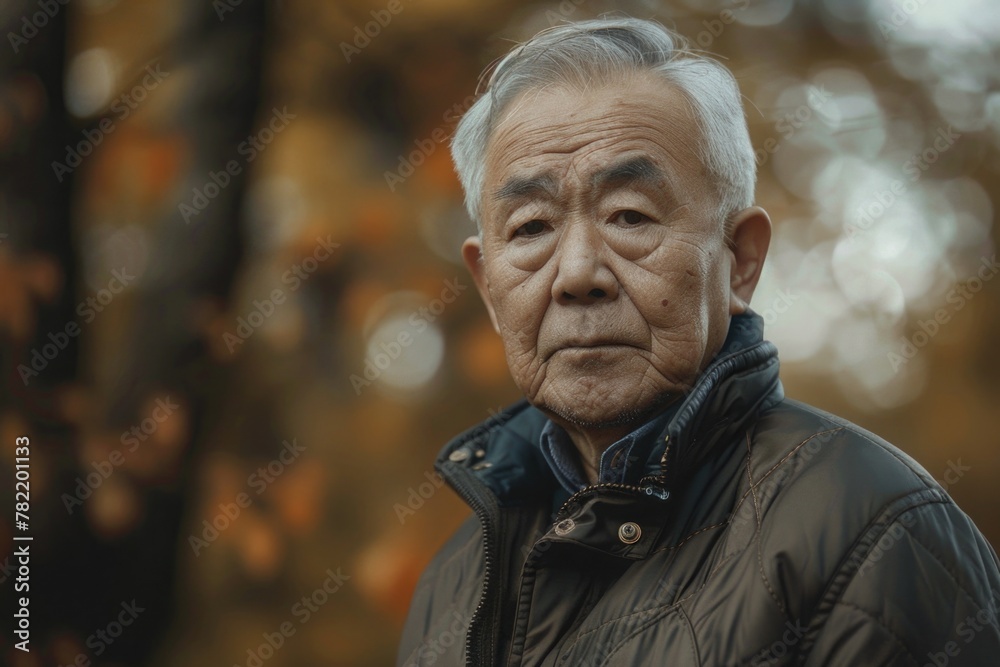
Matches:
[546,397,679,485]
[557,422,633,485]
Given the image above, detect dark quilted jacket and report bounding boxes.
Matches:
[398,314,1000,666]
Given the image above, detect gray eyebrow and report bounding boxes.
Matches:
[492,173,559,203]
[590,156,664,190]
[491,156,664,205]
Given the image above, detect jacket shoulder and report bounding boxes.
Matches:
[749,398,940,507]
[739,399,1000,662]
[745,398,974,560]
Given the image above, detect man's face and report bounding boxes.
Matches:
[463,71,769,433]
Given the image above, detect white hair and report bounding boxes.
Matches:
[451,16,756,234]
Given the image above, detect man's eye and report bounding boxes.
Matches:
[514,220,547,237]
[616,210,649,226]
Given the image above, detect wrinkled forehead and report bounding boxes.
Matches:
[481,72,713,209]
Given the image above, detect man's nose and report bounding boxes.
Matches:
[551,222,618,305]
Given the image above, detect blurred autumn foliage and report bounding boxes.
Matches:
[1,1,998,666]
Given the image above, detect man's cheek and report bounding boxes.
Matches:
[491,279,548,335]
[501,344,545,395]
[648,317,707,363]
[492,297,531,337]
[494,304,541,361]
[624,276,684,327]
[648,342,705,390]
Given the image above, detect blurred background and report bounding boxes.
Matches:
[1,0,998,665]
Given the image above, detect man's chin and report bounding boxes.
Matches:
[531,390,679,433]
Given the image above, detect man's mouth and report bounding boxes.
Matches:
[547,338,638,361]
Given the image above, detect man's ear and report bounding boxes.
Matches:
[726,206,772,315]
[461,236,500,334]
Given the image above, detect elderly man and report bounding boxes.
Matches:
[398,17,1000,666]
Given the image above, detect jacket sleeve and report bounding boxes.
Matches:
[800,493,1000,666]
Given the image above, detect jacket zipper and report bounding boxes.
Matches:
[554,436,673,516]
[553,463,673,522]
[553,481,671,522]
[440,439,671,664]
[441,464,503,667]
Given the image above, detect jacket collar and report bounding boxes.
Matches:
[436,311,783,508]
[643,310,783,495]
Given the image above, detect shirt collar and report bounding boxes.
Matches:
[538,403,679,495]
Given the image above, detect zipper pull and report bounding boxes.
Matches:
[641,434,672,501]
[641,485,671,501]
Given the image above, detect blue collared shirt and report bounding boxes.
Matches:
[538,405,678,495]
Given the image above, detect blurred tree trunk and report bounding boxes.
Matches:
[1,0,271,663]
